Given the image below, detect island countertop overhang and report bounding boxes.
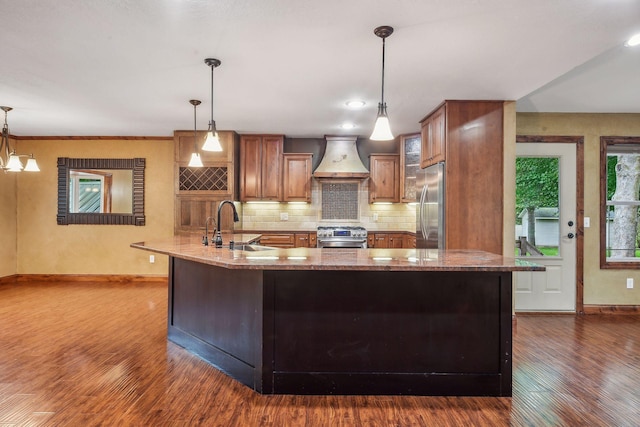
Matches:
[131,235,544,272]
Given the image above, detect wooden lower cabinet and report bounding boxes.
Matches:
[404,234,417,249]
[258,233,295,248]
[294,233,311,248]
[368,232,414,248]
[258,232,317,248]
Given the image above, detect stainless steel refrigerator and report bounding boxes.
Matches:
[416,162,445,249]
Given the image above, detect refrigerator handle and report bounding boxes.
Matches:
[419,184,428,240]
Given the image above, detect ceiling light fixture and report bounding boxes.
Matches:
[625,33,640,47]
[0,106,39,173]
[188,100,204,167]
[346,100,366,108]
[202,58,223,152]
[340,122,356,130]
[370,25,394,141]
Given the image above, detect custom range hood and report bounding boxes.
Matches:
[313,136,369,179]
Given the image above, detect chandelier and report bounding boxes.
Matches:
[0,106,40,173]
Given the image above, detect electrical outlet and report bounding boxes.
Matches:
[584,217,590,228]
[280,212,288,221]
[627,278,634,289]
[149,255,155,264]
[373,213,379,221]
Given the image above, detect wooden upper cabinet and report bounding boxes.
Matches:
[240,135,283,201]
[420,104,446,168]
[400,133,421,203]
[282,153,313,202]
[369,154,400,203]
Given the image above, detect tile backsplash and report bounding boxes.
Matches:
[240,180,416,231]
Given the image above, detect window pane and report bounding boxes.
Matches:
[515,157,559,257]
[606,152,640,260]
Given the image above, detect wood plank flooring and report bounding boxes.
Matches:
[0,279,638,426]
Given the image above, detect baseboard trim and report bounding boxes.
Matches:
[3,274,167,283]
[583,305,640,315]
[0,274,19,284]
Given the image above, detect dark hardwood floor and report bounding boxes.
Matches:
[0,279,638,426]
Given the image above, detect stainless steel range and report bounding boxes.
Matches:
[316,225,368,248]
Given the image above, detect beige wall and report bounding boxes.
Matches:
[0,146,18,277]
[14,138,174,276]
[516,113,640,306]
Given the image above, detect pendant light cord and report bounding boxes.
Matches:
[210,64,215,129]
[380,36,386,105]
[193,103,198,152]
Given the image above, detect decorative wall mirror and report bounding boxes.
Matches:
[57,157,145,225]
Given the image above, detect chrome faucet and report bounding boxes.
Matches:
[215,200,240,247]
[202,216,216,246]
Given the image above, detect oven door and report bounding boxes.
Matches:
[317,239,367,249]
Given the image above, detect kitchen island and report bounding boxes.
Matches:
[132,235,543,396]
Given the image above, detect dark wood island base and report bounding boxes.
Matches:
[167,257,513,396]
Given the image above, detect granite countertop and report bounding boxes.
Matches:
[131,234,544,272]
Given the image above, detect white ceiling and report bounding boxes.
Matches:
[2,0,639,138]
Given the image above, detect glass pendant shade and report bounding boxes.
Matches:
[370,103,393,141]
[6,154,24,171]
[188,99,204,167]
[202,128,223,152]
[24,156,40,172]
[188,152,203,167]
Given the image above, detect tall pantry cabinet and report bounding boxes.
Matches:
[419,100,507,255]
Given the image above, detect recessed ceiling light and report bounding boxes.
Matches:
[625,33,640,47]
[345,100,366,108]
[340,122,356,130]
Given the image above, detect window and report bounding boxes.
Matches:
[601,136,640,268]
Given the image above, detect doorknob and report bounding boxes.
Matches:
[568,220,574,227]
[567,233,575,239]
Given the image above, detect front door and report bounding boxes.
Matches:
[515,143,577,312]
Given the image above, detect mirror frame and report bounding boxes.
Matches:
[57,157,145,226]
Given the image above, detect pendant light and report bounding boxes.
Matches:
[370,26,394,141]
[1,106,40,173]
[202,58,223,152]
[188,100,204,167]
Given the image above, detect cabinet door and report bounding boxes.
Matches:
[369,154,400,203]
[367,234,375,248]
[404,234,416,249]
[419,104,446,168]
[283,154,312,202]
[388,233,404,248]
[430,106,446,164]
[240,135,283,201]
[309,232,317,248]
[420,117,432,168]
[240,135,263,201]
[400,133,421,203]
[374,234,390,248]
[261,136,283,200]
[294,233,310,248]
